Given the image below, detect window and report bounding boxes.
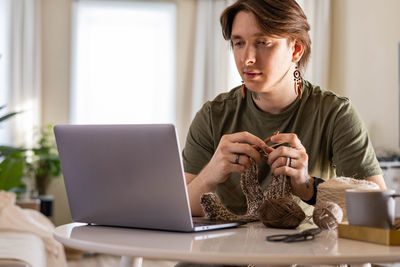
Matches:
[227,51,241,90]
[71,0,176,124]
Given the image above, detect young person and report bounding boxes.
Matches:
[182,0,386,217]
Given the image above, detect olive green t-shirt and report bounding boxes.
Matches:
[182,80,382,214]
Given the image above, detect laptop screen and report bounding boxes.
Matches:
[54,124,195,231]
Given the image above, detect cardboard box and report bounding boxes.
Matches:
[338,223,400,245]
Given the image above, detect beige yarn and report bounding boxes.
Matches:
[316,176,379,221]
[200,157,263,222]
[313,201,343,230]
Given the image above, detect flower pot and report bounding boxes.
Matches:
[35,174,51,196]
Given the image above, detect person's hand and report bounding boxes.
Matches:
[266,133,312,200]
[203,131,268,188]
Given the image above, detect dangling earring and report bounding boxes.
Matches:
[240,81,246,99]
[293,65,303,99]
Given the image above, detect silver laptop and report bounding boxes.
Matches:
[54,124,242,232]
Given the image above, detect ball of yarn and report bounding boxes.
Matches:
[313,201,343,230]
[258,198,306,229]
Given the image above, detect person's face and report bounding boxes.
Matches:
[231,11,296,93]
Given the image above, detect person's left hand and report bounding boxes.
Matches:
[265,133,312,200]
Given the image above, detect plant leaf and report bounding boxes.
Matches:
[0,146,27,157]
[0,111,22,123]
[0,157,25,191]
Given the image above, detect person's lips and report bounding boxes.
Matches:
[243,71,262,80]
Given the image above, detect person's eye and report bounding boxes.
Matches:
[233,41,245,47]
[257,41,271,46]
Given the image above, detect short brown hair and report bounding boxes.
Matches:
[220,0,311,72]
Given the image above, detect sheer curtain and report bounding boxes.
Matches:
[298,0,332,90]
[176,0,239,142]
[0,0,7,143]
[189,0,239,120]
[0,0,41,147]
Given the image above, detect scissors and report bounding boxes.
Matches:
[266,228,322,243]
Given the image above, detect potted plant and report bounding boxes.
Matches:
[28,124,62,195]
[27,124,62,216]
[0,105,26,193]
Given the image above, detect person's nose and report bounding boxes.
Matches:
[243,45,256,66]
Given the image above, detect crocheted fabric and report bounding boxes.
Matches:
[200,152,292,222]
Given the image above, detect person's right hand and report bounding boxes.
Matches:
[202,131,268,188]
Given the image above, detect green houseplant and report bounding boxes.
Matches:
[0,105,26,192]
[28,124,62,196]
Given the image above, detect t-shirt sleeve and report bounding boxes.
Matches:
[182,103,215,175]
[331,101,382,179]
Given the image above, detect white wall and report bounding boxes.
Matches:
[330,0,400,155]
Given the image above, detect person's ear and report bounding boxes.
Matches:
[291,39,304,63]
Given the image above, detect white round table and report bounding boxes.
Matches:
[54,222,400,267]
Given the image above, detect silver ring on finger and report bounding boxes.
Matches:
[234,154,240,164]
[286,157,291,167]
